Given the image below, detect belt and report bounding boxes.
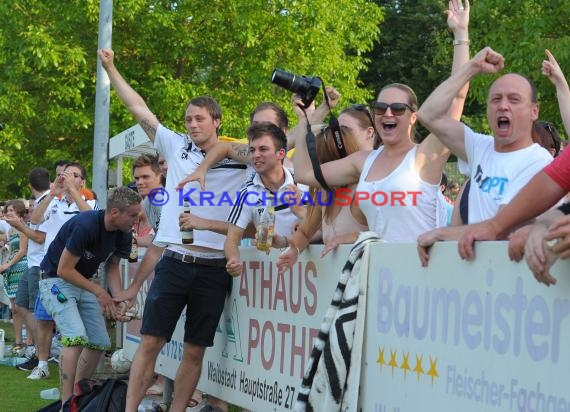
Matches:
[163,249,227,268]
[39,271,55,280]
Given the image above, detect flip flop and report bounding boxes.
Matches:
[185,398,207,411]
[145,384,163,396]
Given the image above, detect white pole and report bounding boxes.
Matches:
[93,0,113,208]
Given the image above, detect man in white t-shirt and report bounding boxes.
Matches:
[99,47,248,412]
[416,47,553,265]
[10,168,51,375]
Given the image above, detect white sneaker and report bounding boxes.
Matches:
[27,365,49,380]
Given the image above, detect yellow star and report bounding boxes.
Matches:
[427,356,439,384]
[400,352,411,380]
[389,350,398,375]
[413,354,424,382]
[376,346,386,370]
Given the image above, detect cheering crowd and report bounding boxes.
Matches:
[3,1,570,411]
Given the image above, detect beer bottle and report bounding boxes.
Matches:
[256,198,275,252]
[181,197,194,244]
[128,230,138,263]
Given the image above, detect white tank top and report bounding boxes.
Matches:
[355,146,446,242]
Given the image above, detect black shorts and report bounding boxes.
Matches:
[140,255,230,347]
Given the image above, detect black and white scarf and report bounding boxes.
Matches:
[294,231,381,412]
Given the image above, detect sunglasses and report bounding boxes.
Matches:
[372,102,415,116]
[50,284,68,303]
[350,104,376,127]
[544,123,561,154]
[57,172,83,179]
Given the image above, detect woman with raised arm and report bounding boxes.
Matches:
[276,105,378,273]
[293,0,471,242]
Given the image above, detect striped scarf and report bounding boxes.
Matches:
[294,231,381,412]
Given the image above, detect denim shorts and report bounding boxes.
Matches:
[15,266,40,311]
[141,255,230,347]
[38,278,110,349]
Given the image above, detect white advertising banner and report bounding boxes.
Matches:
[360,241,570,412]
[123,241,570,411]
[123,245,351,411]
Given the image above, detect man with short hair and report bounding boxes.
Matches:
[416,47,553,265]
[25,160,99,379]
[39,186,141,402]
[10,168,51,376]
[99,47,247,412]
[225,122,303,276]
[131,153,164,246]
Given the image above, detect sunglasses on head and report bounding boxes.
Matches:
[372,102,415,116]
[50,284,68,303]
[350,104,376,126]
[542,122,561,155]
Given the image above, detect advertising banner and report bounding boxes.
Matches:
[360,241,570,412]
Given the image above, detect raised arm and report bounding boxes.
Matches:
[98,48,159,142]
[542,49,570,136]
[287,86,341,149]
[417,0,471,182]
[5,215,45,244]
[417,47,505,161]
[30,182,64,225]
[292,111,367,189]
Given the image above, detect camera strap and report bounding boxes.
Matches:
[305,119,333,192]
[321,83,347,159]
[301,80,346,192]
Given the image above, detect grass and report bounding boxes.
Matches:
[0,320,244,411]
[0,321,60,412]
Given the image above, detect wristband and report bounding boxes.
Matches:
[283,246,300,257]
[453,39,470,46]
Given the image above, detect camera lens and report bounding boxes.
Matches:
[271,69,296,91]
[270,68,322,108]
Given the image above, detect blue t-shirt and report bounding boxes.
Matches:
[40,210,131,279]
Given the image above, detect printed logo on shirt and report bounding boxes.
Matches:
[83,250,95,260]
[473,164,508,199]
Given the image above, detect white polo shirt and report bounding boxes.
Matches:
[40,196,99,253]
[26,190,50,267]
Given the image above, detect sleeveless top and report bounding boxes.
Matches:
[355,146,446,242]
[321,201,368,244]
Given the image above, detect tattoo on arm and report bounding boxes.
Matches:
[231,143,250,163]
[140,119,157,138]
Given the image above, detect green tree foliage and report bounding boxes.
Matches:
[364,0,570,137]
[361,0,449,104]
[3,0,570,199]
[0,0,383,198]
[466,0,570,136]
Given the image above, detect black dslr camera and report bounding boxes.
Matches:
[271,68,322,108]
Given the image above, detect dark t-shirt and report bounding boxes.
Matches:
[40,210,131,278]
